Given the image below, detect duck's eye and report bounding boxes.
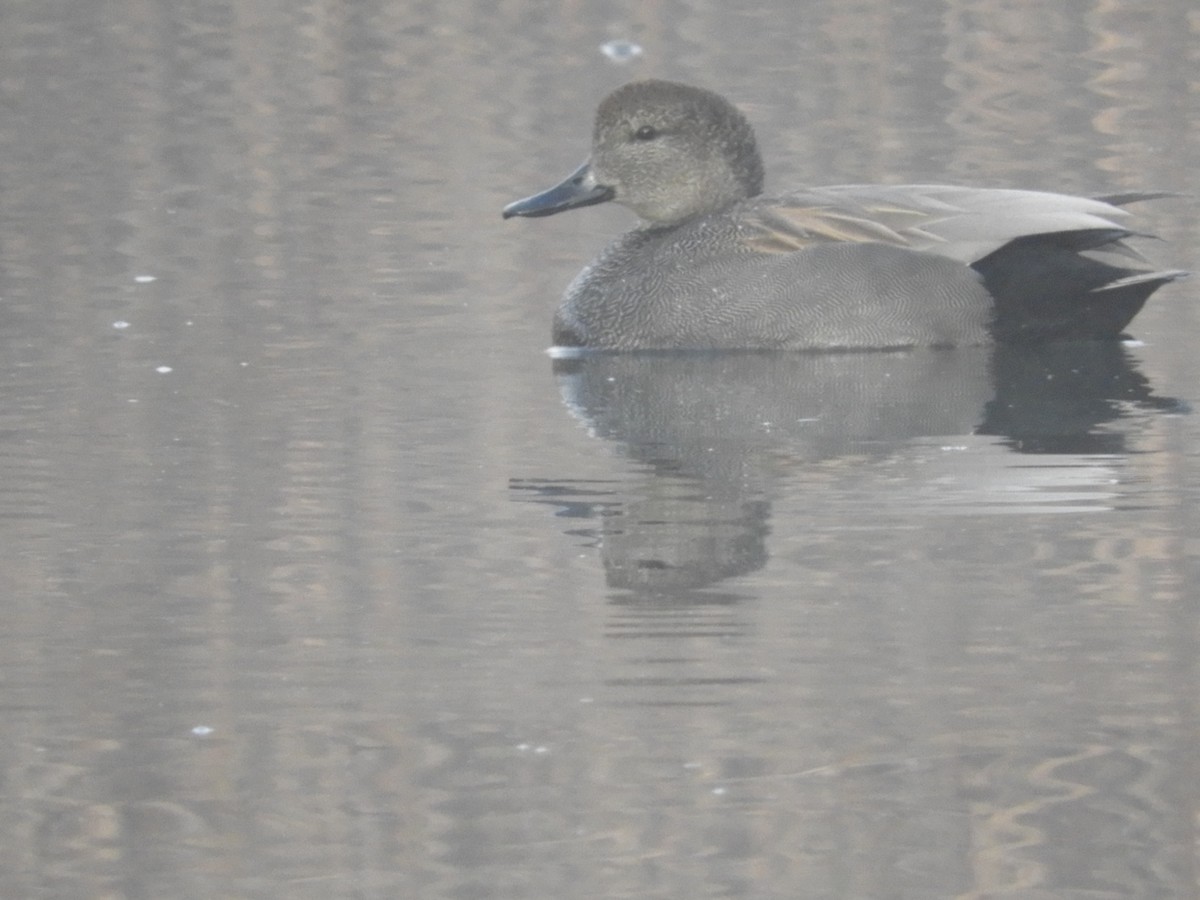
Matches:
[634,125,658,141]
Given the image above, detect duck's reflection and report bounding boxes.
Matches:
[511,344,1181,598]
[980,342,1180,452]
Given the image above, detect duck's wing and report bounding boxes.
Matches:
[741,184,1161,264]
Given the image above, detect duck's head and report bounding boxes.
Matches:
[503,80,765,227]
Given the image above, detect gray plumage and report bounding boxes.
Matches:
[504,80,1185,351]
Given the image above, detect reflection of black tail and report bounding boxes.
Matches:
[978,342,1185,454]
[975,225,1188,341]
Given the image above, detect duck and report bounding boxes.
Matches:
[503,79,1185,351]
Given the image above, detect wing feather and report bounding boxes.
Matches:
[737,185,1153,265]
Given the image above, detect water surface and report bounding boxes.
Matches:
[1,2,1198,898]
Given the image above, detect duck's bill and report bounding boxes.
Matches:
[502,161,615,219]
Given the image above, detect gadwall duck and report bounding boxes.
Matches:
[504,79,1184,351]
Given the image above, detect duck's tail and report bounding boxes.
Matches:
[974,225,1188,341]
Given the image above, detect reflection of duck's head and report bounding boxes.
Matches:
[505,80,1185,351]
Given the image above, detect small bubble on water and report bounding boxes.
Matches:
[600,39,643,63]
[112,320,130,330]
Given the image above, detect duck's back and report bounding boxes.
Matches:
[551,186,1182,351]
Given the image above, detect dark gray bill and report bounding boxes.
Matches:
[502,161,615,219]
